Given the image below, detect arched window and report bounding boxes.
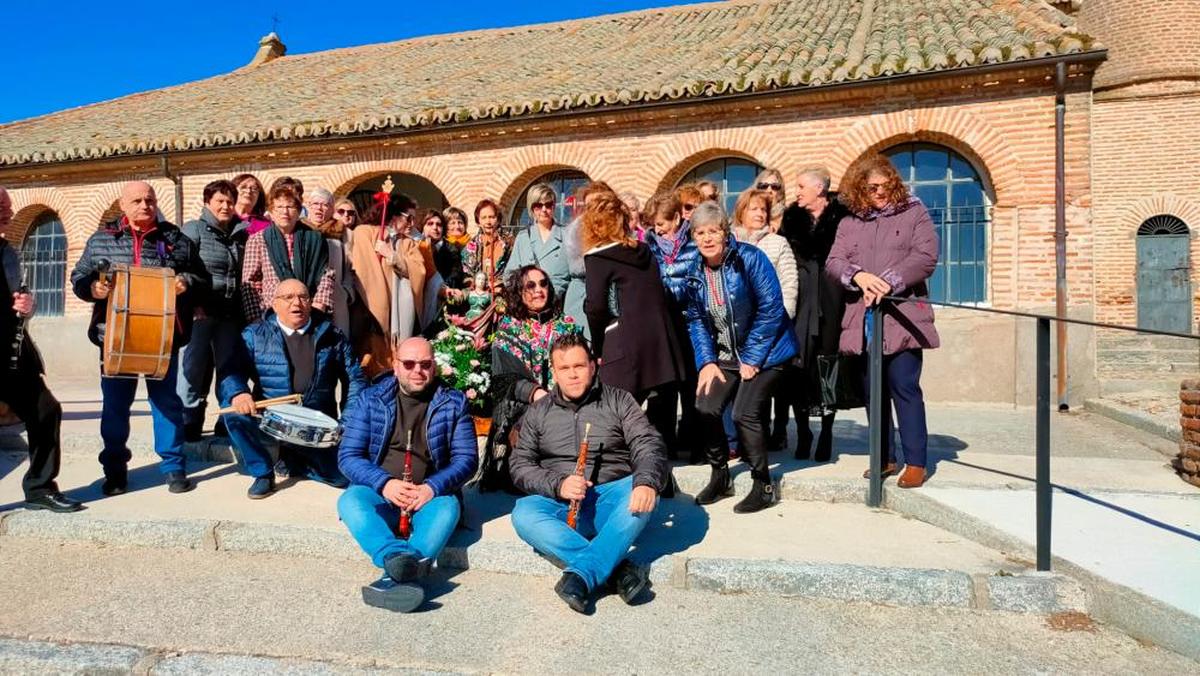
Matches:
[345,173,448,219]
[885,143,991,303]
[19,212,68,317]
[678,157,764,217]
[509,170,590,232]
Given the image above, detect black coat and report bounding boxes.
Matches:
[69,218,208,348]
[181,209,250,320]
[779,197,850,364]
[432,240,464,289]
[584,242,686,395]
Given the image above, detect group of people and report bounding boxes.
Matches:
[0,152,941,613]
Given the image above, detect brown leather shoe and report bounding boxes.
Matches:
[862,463,898,479]
[897,465,927,488]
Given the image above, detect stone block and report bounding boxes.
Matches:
[214,522,359,560]
[685,558,973,609]
[438,539,561,577]
[986,572,1088,614]
[3,511,211,550]
[0,638,144,675]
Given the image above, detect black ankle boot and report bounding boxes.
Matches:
[794,423,813,460]
[814,413,835,462]
[694,465,733,505]
[733,478,775,514]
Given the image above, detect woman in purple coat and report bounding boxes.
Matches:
[826,155,940,489]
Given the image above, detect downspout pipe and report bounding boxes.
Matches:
[1054,61,1069,411]
[161,154,183,226]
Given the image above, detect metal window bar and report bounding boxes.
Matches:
[19,220,67,317]
[925,205,991,304]
[867,296,1200,571]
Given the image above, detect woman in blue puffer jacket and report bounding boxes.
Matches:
[645,191,702,462]
[683,201,798,514]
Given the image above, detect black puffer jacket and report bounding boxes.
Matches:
[510,378,667,498]
[182,209,249,319]
[70,218,208,348]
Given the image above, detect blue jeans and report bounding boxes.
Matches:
[177,316,243,423]
[99,353,186,475]
[337,485,461,568]
[222,412,346,484]
[511,475,653,592]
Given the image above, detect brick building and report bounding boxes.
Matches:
[0,0,1196,403]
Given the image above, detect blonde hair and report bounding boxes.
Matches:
[733,188,773,230]
[525,183,557,212]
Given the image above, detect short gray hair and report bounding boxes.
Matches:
[307,188,334,205]
[526,183,557,211]
[690,201,728,236]
[798,166,832,194]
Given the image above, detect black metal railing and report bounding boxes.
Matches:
[866,296,1200,571]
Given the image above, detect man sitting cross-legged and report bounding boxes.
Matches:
[510,332,668,613]
[220,278,366,498]
[337,337,479,613]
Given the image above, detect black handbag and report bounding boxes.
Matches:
[817,353,864,410]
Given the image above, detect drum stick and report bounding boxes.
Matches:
[216,393,303,415]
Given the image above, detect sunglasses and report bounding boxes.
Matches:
[682,203,697,211]
[757,182,783,190]
[399,359,434,371]
[523,278,550,291]
[532,201,555,211]
[336,208,357,216]
[867,183,890,193]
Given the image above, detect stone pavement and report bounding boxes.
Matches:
[2,378,1199,661]
[1,539,1196,675]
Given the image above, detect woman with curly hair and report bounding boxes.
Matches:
[826,154,940,489]
[583,193,686,463]
[477,265,581,492]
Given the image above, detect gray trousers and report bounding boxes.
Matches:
[177,316,243,424]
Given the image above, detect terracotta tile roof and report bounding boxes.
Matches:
[0,0,1099,167]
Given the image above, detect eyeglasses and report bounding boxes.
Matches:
[275,293,311,304]
[757,182,783,191]
[273,204,300,212]
[523,278,550,291]
[532,201,555,211]
[399,359,434,371]
[336,208,357,216]
[866,182,890,194]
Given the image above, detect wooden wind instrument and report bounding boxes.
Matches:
[399,429,414,539]
[566,422,592,530]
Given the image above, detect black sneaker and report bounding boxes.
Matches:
[165,471,194,494]
[383,552,427,583]
[608,559,648,605]
[554,571,590,614]
[101,470,128,497]
[361,576,424,613]
[247,475,275,499]
[23,493,84,513]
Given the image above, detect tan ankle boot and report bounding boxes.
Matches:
[862,463,898,479]
[897,465,926,488]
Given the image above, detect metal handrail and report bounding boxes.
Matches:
[866,295,1199,572]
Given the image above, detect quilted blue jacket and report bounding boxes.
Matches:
[683,238,798,371]
[218,310,365,417]
[646,220,700,308]
[337,376,479,497]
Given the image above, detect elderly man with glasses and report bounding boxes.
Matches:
[336,336,479,613]
[219,278,366,498]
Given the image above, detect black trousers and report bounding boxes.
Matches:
[0,344,63,499]
[694,366,785,483]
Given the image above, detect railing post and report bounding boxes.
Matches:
[1036,316,1052,571]
[867,303,885,508]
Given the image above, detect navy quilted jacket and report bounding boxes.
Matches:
[337,376,479,497]
[683,237,798,371]
[646,220,700,308]
[218,310,365,417]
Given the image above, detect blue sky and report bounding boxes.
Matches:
[0,0,701,125]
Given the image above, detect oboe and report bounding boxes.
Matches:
[566,422,592,530]
[9,279,28,371]
[3,245,26,371]
[399,429,414,539]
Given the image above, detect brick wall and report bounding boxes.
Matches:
[1177,380,1200,488]
[1078,0,1200,90]
[0,72,1095,319]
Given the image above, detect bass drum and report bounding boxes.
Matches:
[102,265,176,379]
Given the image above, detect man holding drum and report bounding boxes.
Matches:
[70,181,206,496]
[336,337,479,613]
[220,278,366,498]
